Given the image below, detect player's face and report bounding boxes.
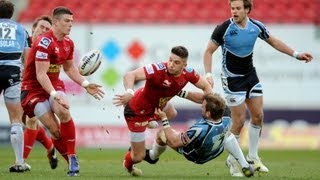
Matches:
[55,14,73,35]
[230,0,248,24]
[32,20,51,39]
[167,53,187,76]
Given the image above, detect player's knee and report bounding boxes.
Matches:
[57,111,71,122]
[251,112,264,125]
[26,117,38,129]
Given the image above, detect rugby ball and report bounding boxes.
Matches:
[79,49,102,76]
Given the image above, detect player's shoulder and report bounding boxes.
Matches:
[36,34,52,49]
[183,66,200,79]
[248,18,266,28]
[183,66,194,73]
[215,18,233,29]
[63,36,74,44]
[145,62,167,74]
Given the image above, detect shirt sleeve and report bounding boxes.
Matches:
[185,67,200,84]
[66,40,74,60]
[251,19,270,40]
[34,37,52,62]
[211,25,224,45]
[180,126,202,146]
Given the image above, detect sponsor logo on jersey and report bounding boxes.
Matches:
[230,29,238,36]
[134,121,148,127]
[155,63,165,70]
[38,37,51,48]
[145,64,154,74]
[47,64,61,73]
[35,50,48,59]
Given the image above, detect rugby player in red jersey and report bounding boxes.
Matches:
[21,6,104,176]
[22,15,59,170]
[113,46,213,176]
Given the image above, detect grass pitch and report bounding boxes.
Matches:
[0,145,319,179]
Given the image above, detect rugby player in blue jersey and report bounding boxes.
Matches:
[145,93,255,177]
[203,0,313,176]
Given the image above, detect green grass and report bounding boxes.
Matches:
[0,145,319,179]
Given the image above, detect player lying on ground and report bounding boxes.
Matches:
[144,93,256,177]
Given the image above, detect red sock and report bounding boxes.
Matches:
[60,119,76,155]
[36,126,53,151]
[124,151,134,171]
[23,128,38,159]
[52,138,68,162]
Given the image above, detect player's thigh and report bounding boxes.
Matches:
[5,101,23,124]
[163,102,177,119]
[229,103,247,133]
[49,91,71,121]
[3,83,23,123]
[36,102,60,136]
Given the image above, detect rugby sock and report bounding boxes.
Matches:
[36,126,53,151]
[52,138,68,162]
[225,133,249,168]
[10,123,24,165]
[150,141,166,160]
[248,123,261,159]
[23,128,38,159]
[124,151,133,172]
[227,134,240,160]
[60,119,76,155]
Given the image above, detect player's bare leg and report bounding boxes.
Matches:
[246,96,269,174]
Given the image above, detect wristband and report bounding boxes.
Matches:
[50,90,57,98]
[126,88,134,96]
[293,51,300,59]
[161,119,170,129]
[81,80,90,88]
[177,90,188,98]
[205,72,212,78]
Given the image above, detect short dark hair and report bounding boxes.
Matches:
[171,46,188,59]
[32,15,52,29]
[204,93,226,120]
[0,0,14,19]
[229,0,252,14]
[52,6,73,19]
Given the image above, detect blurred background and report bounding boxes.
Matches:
[1,0,319,149]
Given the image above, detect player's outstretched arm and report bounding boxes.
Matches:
[155,108,183,149]
[266,35,313,63]
[177,90,204,104]
[63,60,105,100]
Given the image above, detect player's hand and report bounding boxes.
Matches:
[112,93,133,106]
[85,83,105,100]
[154,108,167,120]
[297,52,313,63]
